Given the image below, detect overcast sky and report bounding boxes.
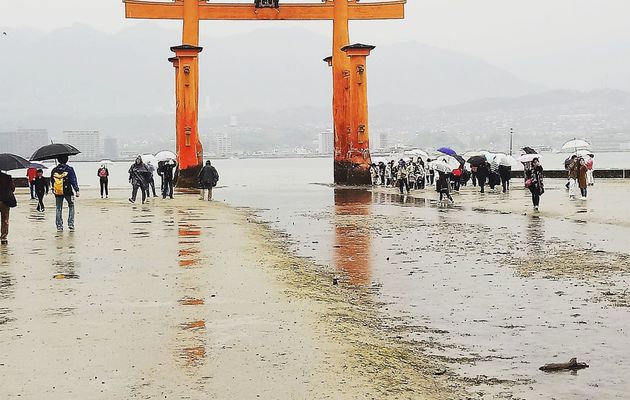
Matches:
[2,0,630,89]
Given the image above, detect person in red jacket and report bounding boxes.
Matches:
[26,167,37,199]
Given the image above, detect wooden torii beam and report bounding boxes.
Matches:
[124,0,406,186]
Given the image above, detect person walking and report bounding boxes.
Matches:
[33,169,49,212]
[146,162,158,198]
[578,158,589,199]
[50,155,80,232]
[26,167,37,200]
[477,161,490,193]
[198,161,219,201]
[158,160,176,199]
[586,157,594,186]
[128,156,149,204]
[567,155,579,200]
[436,171,454,204]
[526,158,544,211]
[370,163,379,186]
[97,164,109,199]
[499,164,512,193]
[396,160,409,194]
[0,171,16,244]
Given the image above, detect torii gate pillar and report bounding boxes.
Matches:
[171,45,204,188]
[342,43,374,185]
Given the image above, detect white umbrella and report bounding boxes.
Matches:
[562,139,591,151]
[494,153,518,167]
[141,154,158,166]
[462,151,483,159]
[518,153,541,163]
[98,159,114,165]
[155,150,177,162]
[576,149,595,158]
[404,149,429,159]
[430,155,459,173]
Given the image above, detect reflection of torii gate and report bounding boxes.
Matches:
[124,0,406,187]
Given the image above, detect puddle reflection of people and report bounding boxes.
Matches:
[526,215,545,254]
[334,189,372,285]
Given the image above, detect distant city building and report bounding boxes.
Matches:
[213,133,232,157]
[229,116,238,127]
[0,128,48,158]
[103,137,119,159]
[370,131,389,152]
[63,130,102,160]
[318,130,334,154]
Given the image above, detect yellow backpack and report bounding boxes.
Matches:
[52,171,69,196]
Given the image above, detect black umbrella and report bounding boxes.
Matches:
[467,155,487,166]
[0,153,32,171]
[453,154,466,166]
[28,162,48,169]
[30,143,81,161]
[522,146,537,154]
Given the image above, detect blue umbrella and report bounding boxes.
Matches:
[437,147,457,156]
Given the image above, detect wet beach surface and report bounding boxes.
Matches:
[2,158,629,399]
[207,161,630,400]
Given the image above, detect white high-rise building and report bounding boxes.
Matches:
[0,128,48,158]
[214,133,232,157]
[318,130,334,154]
[63,130,102,160]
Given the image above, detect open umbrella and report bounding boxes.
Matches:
[28,162,48,170]
[431,155,460,173]
[98,159,115,165]
[155,150,177,162]
[493,153,517,167]
[453,154,466,166]
[437,147,457,156]
[562,139,591,151]
[518,153,540,163]
[30,143,81,161]
[141,154,158,166]
[0,153,31,171]
[463,151,483,159]
[467,155,487,166]
[522,146,537,154]
[576,149,595,158]
[404,149,429,159]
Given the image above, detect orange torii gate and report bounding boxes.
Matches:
[124,0,405,186]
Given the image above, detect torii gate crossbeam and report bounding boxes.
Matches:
[124,0,405,187]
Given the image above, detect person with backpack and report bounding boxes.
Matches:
[0,171,16,244]
[50,155,80,232]
[128,156,149,204]
[33,169,49,212]
[198,160,219,201]
[97,164,109,199]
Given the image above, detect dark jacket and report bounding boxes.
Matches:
[98,167,109,182]
[33,176,49,195]
[0,172,15,201]
[198,165,219,189]
[157,162,175,182]
[51,164,79,196]
[526,165,544,193]
[128,162,149,187]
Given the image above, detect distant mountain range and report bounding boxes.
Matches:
[0,24,540,127]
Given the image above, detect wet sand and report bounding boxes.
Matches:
[0,190,458,399]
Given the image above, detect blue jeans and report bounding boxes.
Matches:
[55,195,74,230]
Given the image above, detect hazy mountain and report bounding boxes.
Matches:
[0,23,542,135]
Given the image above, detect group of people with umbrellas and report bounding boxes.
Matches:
[0,143,81,242]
